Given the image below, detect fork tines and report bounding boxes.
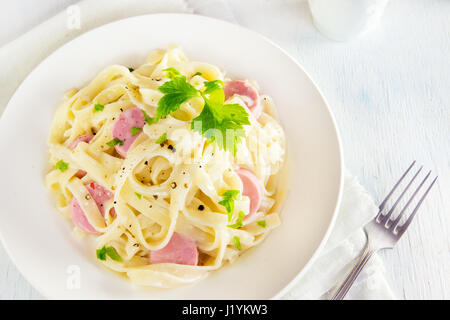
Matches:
[375,161,438,236]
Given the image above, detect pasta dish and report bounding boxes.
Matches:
[45,46,286,288]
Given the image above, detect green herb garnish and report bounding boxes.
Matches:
[96,246,123,262]
[203,80,225,104]
[96,246,107,260]
[141,109,154,125]
[135,192,142,199]
[155,68,249,154]
[155,132,167,144]
[228,211,245,229]
[128,67,134,72]
[163,67,181,79]
[232,236,242,251]
[156,74,200,121]
[192,71,203,77]
[55,160,69,172]
[130,127,141,136]
[106,138,124,147]
[218,190,240,221]
[257,220,267,228]
[94,103,104,112]
[191,98,249,155]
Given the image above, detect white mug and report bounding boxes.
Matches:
[308,0,390,41]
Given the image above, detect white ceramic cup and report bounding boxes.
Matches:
[308,0,390,41]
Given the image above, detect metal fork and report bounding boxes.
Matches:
[331,161,438,300]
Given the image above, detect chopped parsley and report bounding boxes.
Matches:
[130,127,141,136]
[192,71,203,77]
[141,109,154,125]
[134,192,142,199]
[218,190,240,221]
[163,67,181,79]
[55,160,69,172]
[257,220,267,228]
[232,236,242,251]
[155,132,167,144]
[128,67,134,72]
[94,103,104,112]
[96,246,123,262]
[228,211,245,229]
[106,138,124,147]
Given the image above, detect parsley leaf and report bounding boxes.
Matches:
[94,103,104,112]
[155,132,167,144]
[96,246,107,260]
[56,160,69,172]
[163,67,181,79]
[130,127,141,136]
[203,80,224,92]
[105,246,123,262]
[192,97,249,155]
[257,220,267,228]
[228,211,245,229]
[128,67,134,72]
[203,80,225,104]
[96,246,123,262]
[192,71,202,77]
[141,109,154,125]
[135,192,142,199]
[156,73,200,121]
[106,138,124,147]
[154,68,250,154]
[232,236,242,251]
[218,190,240,221]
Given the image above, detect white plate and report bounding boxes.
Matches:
[0,14,343,299]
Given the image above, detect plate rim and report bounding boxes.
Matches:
[0,13,344,299]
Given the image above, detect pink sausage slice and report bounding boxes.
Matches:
[112,107,145,157]
[70,182,114,234]
[69,134,94,178]
[224,80,262,118]
[149,232,198,266]
[69,134,94,150]
[236,168,263,219]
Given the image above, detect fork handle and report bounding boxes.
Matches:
[331,244,375,300]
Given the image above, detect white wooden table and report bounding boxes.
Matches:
[0,0,448,300]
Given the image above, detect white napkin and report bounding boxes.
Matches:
[0,0,394,299]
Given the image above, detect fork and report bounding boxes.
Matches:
[331,161,438,300]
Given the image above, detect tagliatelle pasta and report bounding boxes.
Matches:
[45,46,287,288]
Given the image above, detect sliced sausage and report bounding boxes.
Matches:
[69,134,94,178]
[149,232,198,266]
[112,107,145,157]
[69,134,94,150]
[224,80,262,118]
[236,168,263,219]
[70,182,114,234]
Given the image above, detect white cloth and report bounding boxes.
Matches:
[0,0,394,299]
